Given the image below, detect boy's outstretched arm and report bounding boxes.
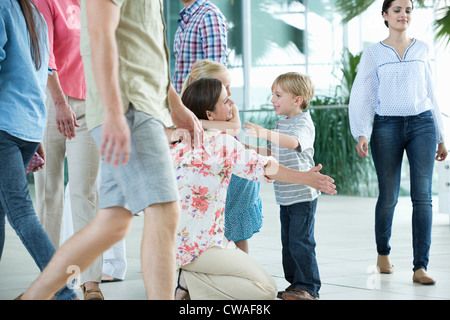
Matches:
[244,120,299,149]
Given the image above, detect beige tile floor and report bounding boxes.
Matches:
[1,183,449,300]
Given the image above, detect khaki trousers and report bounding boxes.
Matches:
[34,92,101,284]
[181,245,277,300]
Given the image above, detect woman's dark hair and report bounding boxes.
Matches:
[181,78,223,120]
[16,0,44,70]
[382,0,414,28]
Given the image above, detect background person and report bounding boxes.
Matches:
[173,0,228,94]
[33,0,103,300]
[348,0,447,285]
[0,0,77,300]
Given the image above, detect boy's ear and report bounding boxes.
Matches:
[295,96,304,106]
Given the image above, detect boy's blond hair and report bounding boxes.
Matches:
[271,72,315,110]
[181,59,228,95]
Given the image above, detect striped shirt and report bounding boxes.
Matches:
[268,112,319,205]
[173,0,228,93]
[349,39,445,143]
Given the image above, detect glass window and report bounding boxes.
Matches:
[163,0,448,121]
[163,0,344,110]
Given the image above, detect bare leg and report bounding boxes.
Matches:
[141,201,180,300]
[235,240,249,254]
[174,270,189,300]
[21,208,132,299]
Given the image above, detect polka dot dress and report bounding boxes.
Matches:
[224,174,263,242]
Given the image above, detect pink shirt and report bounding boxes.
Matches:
[35,0,86,100]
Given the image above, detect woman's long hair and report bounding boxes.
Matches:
[181,78,223,120]
[16,0,43,69]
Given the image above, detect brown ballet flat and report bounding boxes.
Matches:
[377,254,394,274]
[413,268,436,285]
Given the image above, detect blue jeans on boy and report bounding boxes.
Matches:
[0,130,77,300]
[370,110,436,272]
[280,198,320,298]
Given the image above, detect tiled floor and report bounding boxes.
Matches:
[1,183,449,300]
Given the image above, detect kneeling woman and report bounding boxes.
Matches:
[170,78,336,300]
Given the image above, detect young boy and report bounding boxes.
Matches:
[244,72,321,300]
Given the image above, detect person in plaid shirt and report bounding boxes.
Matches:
[173,0,228,94]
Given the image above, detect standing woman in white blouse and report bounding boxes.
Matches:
[349,0,447,285]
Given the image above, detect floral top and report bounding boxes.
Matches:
[170,130,274,268]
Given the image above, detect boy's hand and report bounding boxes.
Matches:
[244,121,269,140]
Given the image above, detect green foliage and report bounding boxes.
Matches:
[335,0,376,23]
[340,48,363,103]
[310,104,377,196]
[435,6,450,46]
[310,48,376,196]
[336,0,428,23]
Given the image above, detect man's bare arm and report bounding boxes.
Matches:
[85,0,130,167]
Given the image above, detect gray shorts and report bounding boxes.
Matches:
[90,107,179,214]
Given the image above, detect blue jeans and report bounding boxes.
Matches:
[370,110,436,272]
[0,131,77,300]
[280,198,320,297]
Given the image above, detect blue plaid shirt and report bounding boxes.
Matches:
[173,0,228,93]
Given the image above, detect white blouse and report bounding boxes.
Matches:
[349,39,445,143]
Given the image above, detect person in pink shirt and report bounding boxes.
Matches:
[33,0,103,300]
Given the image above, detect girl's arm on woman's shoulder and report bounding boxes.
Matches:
[201,103,241,136]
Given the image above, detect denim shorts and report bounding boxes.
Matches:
[90,108,179,214]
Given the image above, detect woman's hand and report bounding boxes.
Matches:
[32,143,46,172]
[55,101,79,140]
[436,142,448,161]
[356,136,369,157]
